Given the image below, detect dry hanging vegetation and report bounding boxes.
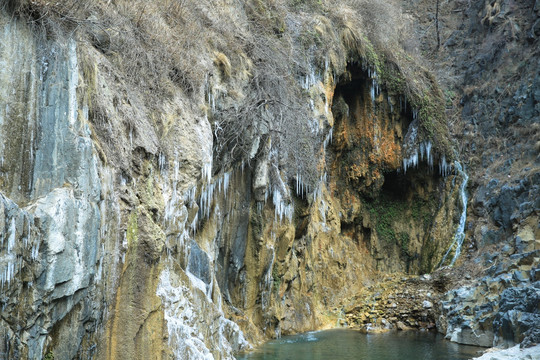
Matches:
[4,0,452,191]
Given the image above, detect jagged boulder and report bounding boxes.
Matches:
[440,251,540,349]
[493,284,540,348]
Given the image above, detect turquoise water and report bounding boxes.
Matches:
[236,329,484,360]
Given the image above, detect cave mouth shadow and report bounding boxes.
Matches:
[380,163,443,201]
[332,61,414,132]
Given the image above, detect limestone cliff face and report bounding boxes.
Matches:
[0,17,102,359]
[210,61,465,340]
[0,0,515,358]
[0,9,246,359]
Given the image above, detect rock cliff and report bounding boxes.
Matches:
[0,0,538,359]
[406,0,540,352]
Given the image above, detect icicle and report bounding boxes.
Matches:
[8,218,16,253]
[412,109,419,121]
[185,186,196,205]
[158,152,167,174]
[261,250,275,311]
[402,150,419,174]
[202,162,212,184]
[31,242,40,260]
[426,142,433,169]
[324,56,329,75]
[324,95,330,114]
[439,155,450,177]
[323,128,333,152]
[222,172,230,195]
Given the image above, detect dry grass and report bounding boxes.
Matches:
[12,0,245,102]
[214,52,232,79]
[7,0,450,191]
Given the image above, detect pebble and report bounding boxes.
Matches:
[422,300,433,309]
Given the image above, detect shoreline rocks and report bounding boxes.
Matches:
[342,274,443,333]
[473,344,540,360]
[440,250,540,349]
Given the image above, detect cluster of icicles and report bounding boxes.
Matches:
[402,140,452,177]
[400,109,452,176]
[400,136,468,267]
[0,195,40,289]
[160,152,240,270]
[158,155,251,359]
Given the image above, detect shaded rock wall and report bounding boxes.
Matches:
[403,0,540,351]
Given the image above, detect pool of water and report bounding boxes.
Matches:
[236,329,485,360]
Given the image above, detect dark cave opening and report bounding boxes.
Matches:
[381,163,443,200]
[332,61,415,133]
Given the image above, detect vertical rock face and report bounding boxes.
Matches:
[0,16,102,359]
[205,61,464,339]
[402,0,540,350]
[0,10,247,359]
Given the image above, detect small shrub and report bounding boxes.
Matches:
[272,265,281,292]
[398,232,410,253]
